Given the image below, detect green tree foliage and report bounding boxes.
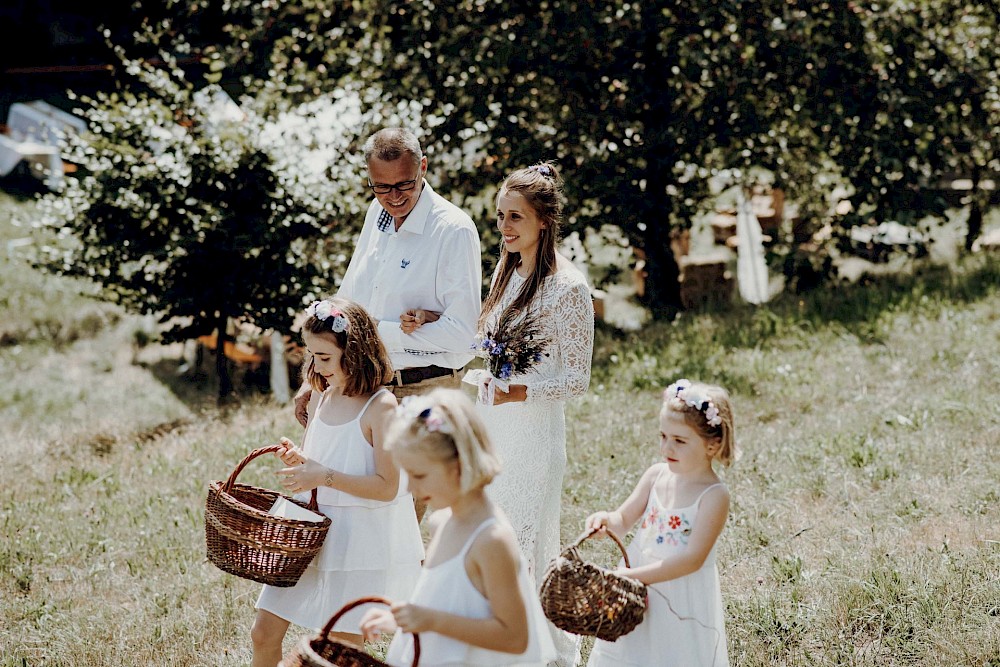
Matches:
[14,0,998,328]
[30,45,352,400]
[222,0,997,312]
[852,3,1000,250]
[29,1,999,332]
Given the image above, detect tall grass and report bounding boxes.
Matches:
[1,190,998,665]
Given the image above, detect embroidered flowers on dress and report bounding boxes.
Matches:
[306,300,349,334]
[642,508,693,548]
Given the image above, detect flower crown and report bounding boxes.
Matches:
[664,379,722,427]
[528,164,552,178]
[398,396,453,434]
[306,300,349,334]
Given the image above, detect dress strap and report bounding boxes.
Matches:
[357,387,390,420]
[316,387,389,428]
[459,518,498,558]
[653,463,669,486]
[693,482,726,507]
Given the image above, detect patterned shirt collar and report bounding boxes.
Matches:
[376,180,432,235]
[376,209,393,233]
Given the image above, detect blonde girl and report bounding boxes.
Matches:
[585,379,738,667]
[251,297,423,667]
[359,388,556,666]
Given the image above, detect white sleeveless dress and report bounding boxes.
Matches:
[587,468,730,667]
[385,518,556,667]
[256,388,424,631]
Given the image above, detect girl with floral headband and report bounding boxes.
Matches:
[585,379,738,667]
[250,297,423,667]
[360,388,556,666]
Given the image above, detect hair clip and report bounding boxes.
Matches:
[398,398,452,434]
[418,407,446,433]
[528,164,552,177]
[306,300,349,333]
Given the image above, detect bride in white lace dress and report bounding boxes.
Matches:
[474,162,595,666]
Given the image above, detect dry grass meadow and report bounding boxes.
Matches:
[1,190,999,666]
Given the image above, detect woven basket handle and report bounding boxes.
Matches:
[220,444,319,512]
[571,527,632,568]
[322,596,421,667]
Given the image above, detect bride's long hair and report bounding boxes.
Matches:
[479,162,564,330]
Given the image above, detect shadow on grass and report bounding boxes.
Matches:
[781,256,1000,327]
[138,351,277,414]
[592,254,1000,387]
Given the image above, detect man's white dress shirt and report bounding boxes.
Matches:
[337,181,482,371]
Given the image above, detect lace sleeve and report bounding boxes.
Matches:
[524,278,594,403]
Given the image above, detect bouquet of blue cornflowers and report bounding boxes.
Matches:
[472,309,549,381]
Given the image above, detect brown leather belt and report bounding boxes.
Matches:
[386,365,460,387]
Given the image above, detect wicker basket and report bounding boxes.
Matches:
[205,444,332,587]
[539,527,648,641]
[280,596,420,667]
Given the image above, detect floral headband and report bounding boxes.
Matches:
[664,379,722,427]
[528,164,552,178]
[397,396,453,434]
[306,300,349,334]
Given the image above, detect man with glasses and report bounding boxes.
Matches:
[295,126,481,439]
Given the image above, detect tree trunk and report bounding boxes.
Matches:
[215,313,234,404]
[965,165,983,253]
[638,228,683,319]
[637,166,683,318]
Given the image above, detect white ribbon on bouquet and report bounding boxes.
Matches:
[462,369,510,406]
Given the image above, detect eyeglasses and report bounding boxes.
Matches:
[367,178,419,195]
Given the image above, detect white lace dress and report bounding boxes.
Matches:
[475,258,594,666]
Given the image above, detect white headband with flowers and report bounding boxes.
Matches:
[664,379,722,427]
[397,396,453,435]
[306,300,349,333]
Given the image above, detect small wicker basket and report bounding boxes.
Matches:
[205,444,332,587]
[280,596,420,667]
[539,527,648,642]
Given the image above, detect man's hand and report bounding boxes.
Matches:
[294,386,311,428]
[399,309,441,335]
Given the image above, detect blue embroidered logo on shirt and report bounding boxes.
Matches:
[401,259,411,269]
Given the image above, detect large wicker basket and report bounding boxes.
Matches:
[205,444,332,587]
[280,596,420,667]
[539,527,648,641]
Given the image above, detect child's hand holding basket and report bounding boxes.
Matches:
[539,527,648,642]
[205,444,331,587]
[281,596,420,667]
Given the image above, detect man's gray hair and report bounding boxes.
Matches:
[363,128,423,167]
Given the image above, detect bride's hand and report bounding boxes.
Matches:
[488,382,527,405]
